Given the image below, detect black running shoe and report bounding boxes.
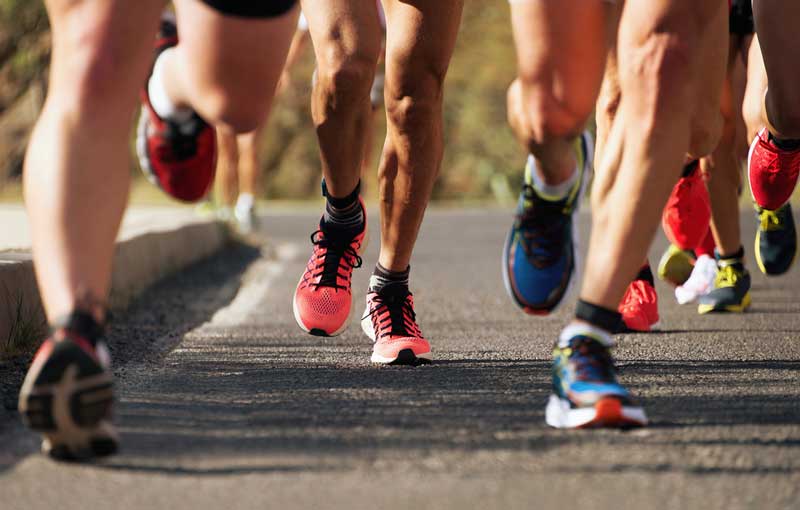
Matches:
[755,204,797,275]
[698,262,751,314]
[18,313,117,461]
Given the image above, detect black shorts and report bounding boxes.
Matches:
[200,0,297,19]
[729,0,754,35]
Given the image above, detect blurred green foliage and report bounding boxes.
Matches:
[0,2,525,201]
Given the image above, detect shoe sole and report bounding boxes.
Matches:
[697,292,752,314]
[361,308,433,365]
[545,395,647,429]
[657,247,695,287]
[18,343,118,461]
[501,132,593,316]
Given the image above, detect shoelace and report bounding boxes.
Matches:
[517,184,571,268]
[364,289,420,338]
[715,264,741,289]
[310,230,362,290]
[758,207,783,232]
[568,337,617,383]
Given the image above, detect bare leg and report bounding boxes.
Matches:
[24,0,165,322]
[707,36,746,256]
[753,0,800,138]
[741,34,767,143]
[507,0,612,186]
[157,0,297,134]
[377,0,464,271]
[301,0,382,197]
[216,128,240,207]
[237,130,261,197]
[580,0,727,309]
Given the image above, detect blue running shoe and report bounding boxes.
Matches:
[502,132,592,315]
[546,332,647,429]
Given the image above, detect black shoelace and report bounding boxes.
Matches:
[310,229,362,290]
[517,184,570,268]
[569,337,617,383]
[365,288,417,337]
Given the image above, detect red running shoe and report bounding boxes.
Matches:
[293,200,367,336]
[748,127,800,210]
[136,15,216,202]
[361,285,432,365]
[662,161,711,251]
[619,279,660,332]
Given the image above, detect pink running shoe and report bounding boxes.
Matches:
[293,199,367,336]
[748,127,800,210]
[361,285,431,365]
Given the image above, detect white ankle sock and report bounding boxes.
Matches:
[147,48,194,123]
[235,193,254,213]
[527,155,579,200]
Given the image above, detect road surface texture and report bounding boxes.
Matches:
[1,209,798,509]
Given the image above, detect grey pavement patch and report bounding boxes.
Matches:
[1,210,798,509]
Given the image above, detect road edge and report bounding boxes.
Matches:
[0,219,228,355]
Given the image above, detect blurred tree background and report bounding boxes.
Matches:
[0,1,523,203]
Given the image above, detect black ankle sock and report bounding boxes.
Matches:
[322,180,363,231]
[716,246,745,271]
[575,299,622,334]
[52,310,104,346]
[768,132,800,151]
[681,160,699,178]
[369,263,410,293]
[634,264,655,286]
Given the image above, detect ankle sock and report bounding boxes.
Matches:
[716,246,745,271]
[634,264,655,286]
[52,310,104,346]
[369,263,410,294]
[235,193,254,213]
[527,155,579,201]
[681,159,700,178]
[322,180,363,231]
[570,299,622,344]
[148,48,194,124]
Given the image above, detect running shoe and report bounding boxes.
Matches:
[754,204,797,275]
[674,254,717,305]
[361,284,431,365]
[136,15,216,202]
[657,243,696,287]
[748,127,800,211]
[546,334,647,429]
[293,200,367,336]
[618,279,659,332]
[697,261,751,314]
[18,316,117,461]
[662,161,711,250]
[502,132,592,315]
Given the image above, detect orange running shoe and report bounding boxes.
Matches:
[293,199,367,337]
[618,279,659,332]
[361,284,431,365]
[661,161,711,251]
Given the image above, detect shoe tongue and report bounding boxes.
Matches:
[373,282,409,301]
[320,218,360,241]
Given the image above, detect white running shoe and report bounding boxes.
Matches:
[674,254,717,305]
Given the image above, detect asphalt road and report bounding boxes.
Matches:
[1,208,798,510]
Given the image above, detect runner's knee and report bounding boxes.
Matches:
[315,45,380,120]
[508,77,592,147]
[385,67,446,138]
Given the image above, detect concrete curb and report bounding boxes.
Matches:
[0,218,228,354]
